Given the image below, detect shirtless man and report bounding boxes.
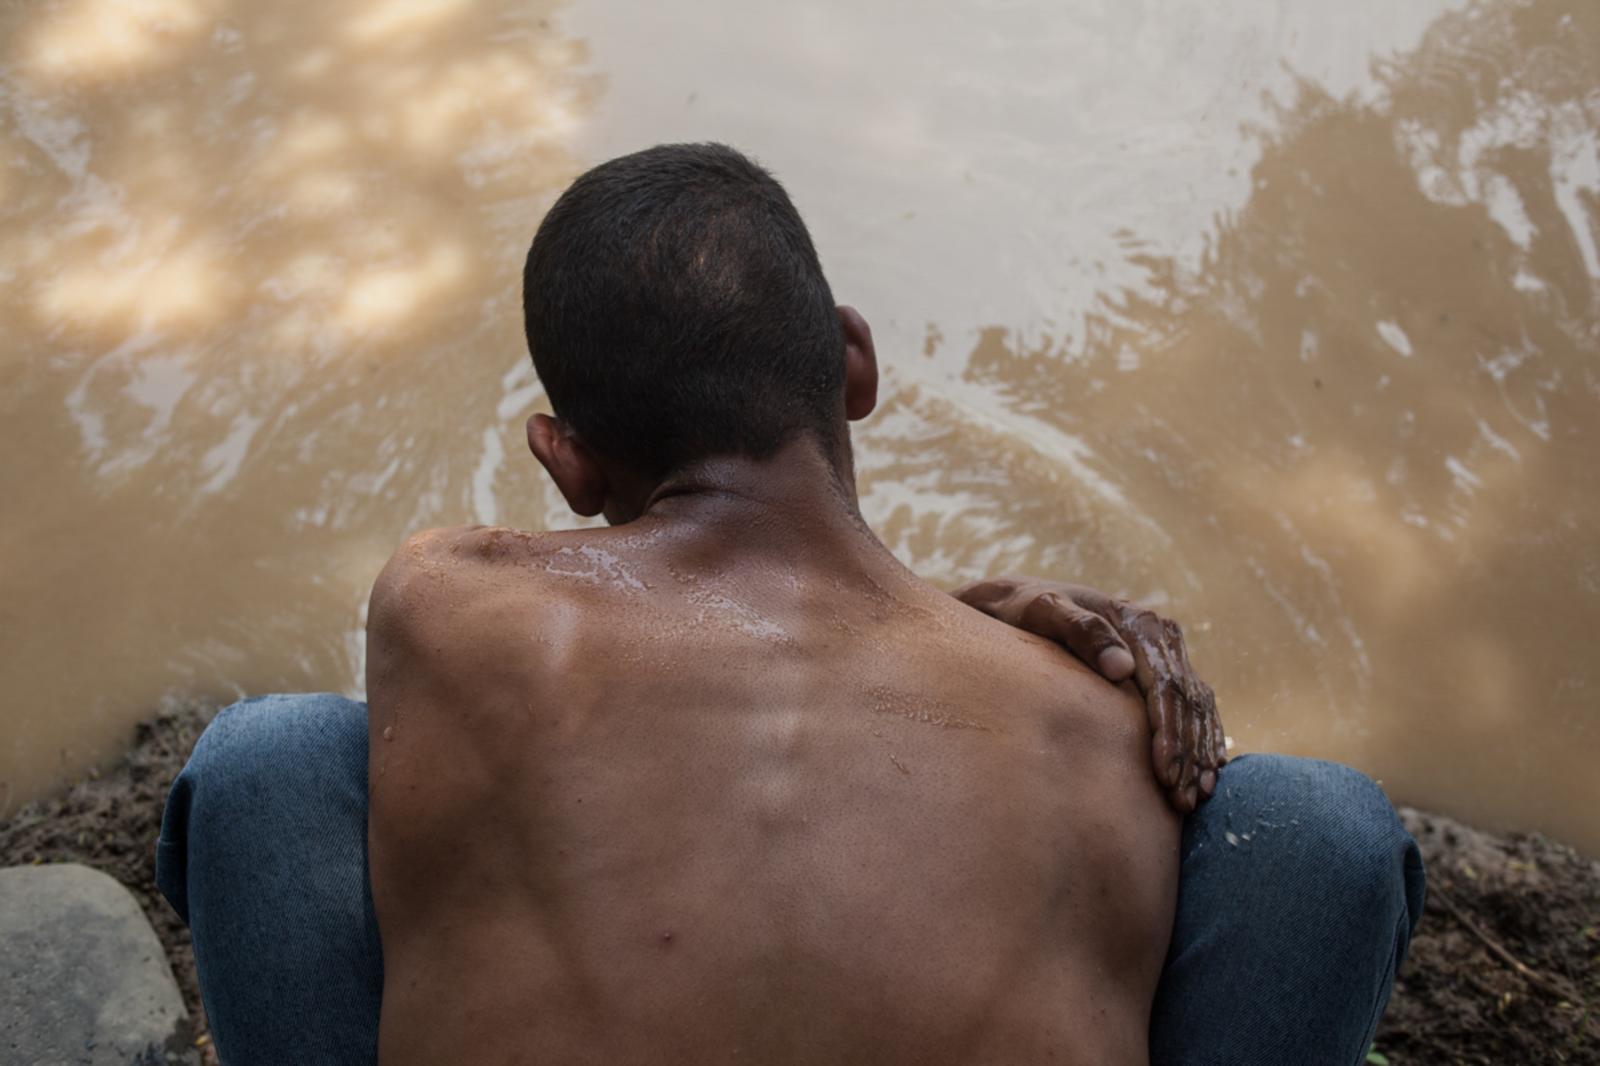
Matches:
[158,143,1424,1066]
[365,143,1188,1064]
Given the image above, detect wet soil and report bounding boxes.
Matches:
[0,711,219,1065]
[1374,810,1600,1065]
[1,708,1595,1065]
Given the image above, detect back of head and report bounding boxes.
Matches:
[523,143,845,479]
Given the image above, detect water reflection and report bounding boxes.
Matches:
[0,0,591,811]
[862,0,1599,848]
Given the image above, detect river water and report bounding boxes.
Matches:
[2,0,1597,852]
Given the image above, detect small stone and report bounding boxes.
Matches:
[0,863,196,1064]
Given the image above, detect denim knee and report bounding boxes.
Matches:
[1154,755,1427,1065]
[155,695,383,1063]
[157,693,369,923]
[187,694,368,790]
[1218,754,1426,959]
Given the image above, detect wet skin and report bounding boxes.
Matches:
[366,444,1180,1066]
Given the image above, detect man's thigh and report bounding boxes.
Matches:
[158,694,382,1066]
[1149,753,1426,1066]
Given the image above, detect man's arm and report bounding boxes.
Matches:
[953,577,1226,813]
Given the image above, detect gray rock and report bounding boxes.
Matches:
[0,863,196,1065]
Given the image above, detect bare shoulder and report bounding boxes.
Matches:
[945,596,1178,823]
[945,595,1144,737]
[365,525,582,789]
[369,525,564,628]
[364,524,591,704]
[369,526,463,613]
[953,606,1183,919]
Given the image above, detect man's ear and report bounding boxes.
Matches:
[838,305,878,421]
[527,413,608,517]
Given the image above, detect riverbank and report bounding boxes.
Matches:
[2,708,1596,1064]
[1,712,216,1063]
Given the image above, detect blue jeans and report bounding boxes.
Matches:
[157,694,1424,1065]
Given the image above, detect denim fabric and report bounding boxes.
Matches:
[157,695,383,1065]
[1148,755,1426,1065]
[157,694,1423,1065]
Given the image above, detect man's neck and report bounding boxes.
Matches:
[627,439,909,583]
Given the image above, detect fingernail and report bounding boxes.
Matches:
[1098,647,1135,679]
[1185,784,1198,808]
[1200,770,1216,794]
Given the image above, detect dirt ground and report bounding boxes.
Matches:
[1,712,220,1065]
[2,708,1596,1065]
[1375,809,1600,1065]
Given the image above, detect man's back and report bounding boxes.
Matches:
[367,511,1180,1066]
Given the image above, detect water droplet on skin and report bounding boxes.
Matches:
[382,726,394,741]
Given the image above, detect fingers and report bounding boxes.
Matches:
[1149,702,1176,789]
[967,584,1139,682]
[950,576,1027,616]
[1161,615,1230,807]
[1155,702,1198,814]
[1170,623,1214,766]
[1124,610,1212,814]
[1018,593,1136,682]
[1177,678,1199,809]
[953,581,1140,684]
[1116,606,1179,803]
[1166,617,1199,808]
[1194,686,1219,799]
[1095,644,1137,682]
[951,579,1227,813]
[1171,678,1197,805]
[1202,683,1225,769]
[1184,678,1225,805]
[1210,686,1229,769]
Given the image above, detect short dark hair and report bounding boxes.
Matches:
[522,143,845,478]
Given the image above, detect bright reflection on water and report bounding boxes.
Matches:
[2,0,1597,853]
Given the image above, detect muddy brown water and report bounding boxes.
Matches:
[2,0,1597,854]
